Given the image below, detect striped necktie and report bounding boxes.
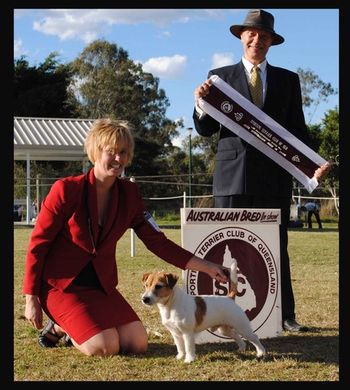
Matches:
[249,65,263,108]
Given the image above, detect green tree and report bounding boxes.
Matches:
[14,53,78,117]
[318,107,339,213]
[297,67,337,125]
[191,133,219,176]
[13,160,84,203]
[13,162,27,200]
[165,141,212,202]
[307,123,323,152]
[69,39,181,185]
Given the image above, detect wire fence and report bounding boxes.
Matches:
[14,175,339,222]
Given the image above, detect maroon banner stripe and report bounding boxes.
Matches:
[203,84,319,179]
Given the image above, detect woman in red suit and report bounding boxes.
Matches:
[23,118,229,357]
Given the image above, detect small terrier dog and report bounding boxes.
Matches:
[141,264,266,363]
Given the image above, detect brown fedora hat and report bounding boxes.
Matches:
[230,9,284,45]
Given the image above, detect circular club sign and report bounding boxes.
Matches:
[185,226,278,336]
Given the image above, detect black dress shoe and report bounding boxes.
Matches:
[38,319,73,348]
[38,319,60,348]
[283,318,308,332]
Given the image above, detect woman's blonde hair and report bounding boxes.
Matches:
[84,118,135,165]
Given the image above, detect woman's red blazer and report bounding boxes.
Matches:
[23,168,192,296]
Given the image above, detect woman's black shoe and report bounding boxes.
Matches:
[38,319,61,348]
[38,319,73,348]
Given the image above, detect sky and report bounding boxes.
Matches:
[13,8,339,147]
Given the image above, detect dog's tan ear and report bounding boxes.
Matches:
[142,273,151,283]
[165,273,179,289]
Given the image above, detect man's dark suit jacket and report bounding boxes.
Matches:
[193,61,309,197]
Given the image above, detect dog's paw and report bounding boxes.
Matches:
[256,347,266,359]
[184,354,196,363]
[176,352,185,360]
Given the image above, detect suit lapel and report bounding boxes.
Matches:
[228,62,280,110]
[263,64,279,110]
[86,168,100,247]
[213,62,252,102]
[86,169,124,247]
[231,62,252,101]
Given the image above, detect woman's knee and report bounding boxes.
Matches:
[118,321,148,354]
[76,329,120,357]
[84,344,119,357]
[122,337,148,355]
[131,335,148,354]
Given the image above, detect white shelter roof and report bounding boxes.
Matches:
[14,117,95,161]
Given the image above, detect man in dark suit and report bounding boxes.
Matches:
[193,9,329,332]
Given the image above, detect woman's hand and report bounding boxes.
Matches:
[24,294,43,329]
[185,256,230,283]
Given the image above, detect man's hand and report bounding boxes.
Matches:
[194,78,212,106]
[314,162,331,181]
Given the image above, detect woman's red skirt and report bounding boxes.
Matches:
[39,282,140,345]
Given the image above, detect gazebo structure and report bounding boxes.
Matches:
[14,117,95,224]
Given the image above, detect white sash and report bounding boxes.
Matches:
[198,75,327,193]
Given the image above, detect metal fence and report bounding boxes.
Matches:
[14,176,339,223]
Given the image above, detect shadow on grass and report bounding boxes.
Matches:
[288,227,338,233]
[145,332,338,365]
[264,333,338,363]
[146,342,177,358]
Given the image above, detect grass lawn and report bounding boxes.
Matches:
[13,224,339,381]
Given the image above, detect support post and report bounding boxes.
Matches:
[187,127,193,208]
[130,176,136,257]
[26,153,31,224]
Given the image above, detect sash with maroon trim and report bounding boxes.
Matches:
[198,75,327,193]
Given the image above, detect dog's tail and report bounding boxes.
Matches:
[228,259,238,299]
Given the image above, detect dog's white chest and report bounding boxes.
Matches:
[160,305,190,333]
